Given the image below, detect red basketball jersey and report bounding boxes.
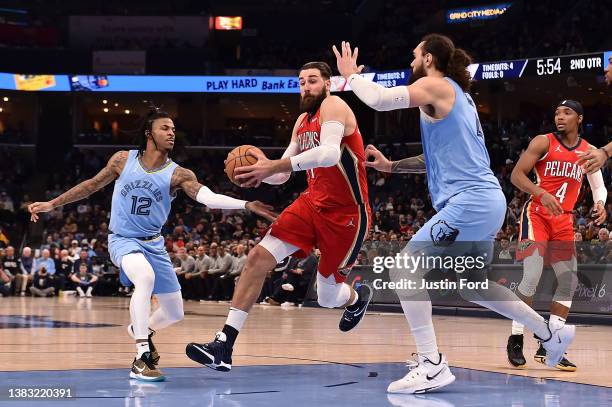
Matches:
[295,109,369,208]
[532,133,589,212]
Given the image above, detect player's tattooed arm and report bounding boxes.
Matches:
[172,166,278,222]
[171,166,201,200]
[391,155,426,174]
[364,144,425,174]
[28,150,127,222]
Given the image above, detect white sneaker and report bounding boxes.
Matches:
[76,287,85,297]
[85,287,93,297]
[387,354,455,394]
[540,324,576,368]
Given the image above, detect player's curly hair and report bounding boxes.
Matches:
[137,104,171,156]
[421,34,473,92]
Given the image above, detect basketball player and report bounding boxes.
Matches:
[575,54,612,172]
[334,35,575,393]
[185,61,372,371]
[507,100,607,371]
[28,107,276,382]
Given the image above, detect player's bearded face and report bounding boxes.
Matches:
[300,86,327,114]
[409,58,427,85]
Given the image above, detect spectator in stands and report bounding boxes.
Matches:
[35,248,56,276]
[591,228,610,263]
[207,244,233,301]
[266,253,317,306]
[0,191,14,212]
[493,237,515,264]
[14,246,33,296]
[73,249,92,275]
[191,244,212,300]
[0,263,11,296]
[175,247,196,299]
[55,249,74,292]
[2,246,19,290]
[355,250,369,266]
[223,243,247,299]
[30,265,55,297]
[71,263,98,297]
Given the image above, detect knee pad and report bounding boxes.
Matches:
[552,257,578,304]
[316,273,351,308]
[517,252,544,297]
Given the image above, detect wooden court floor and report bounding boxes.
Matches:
[0,296,610,388]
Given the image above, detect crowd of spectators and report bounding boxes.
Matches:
[0,116,611,299]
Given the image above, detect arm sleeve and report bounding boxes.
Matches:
[196,186,247,210]
[347,74,411,111]
[587,170,607,205]
[289,121,343,171]
[263,141,300,185]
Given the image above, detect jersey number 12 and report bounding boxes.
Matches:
[131,195,152,215]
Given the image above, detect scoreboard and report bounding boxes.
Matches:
[470,52,607,80]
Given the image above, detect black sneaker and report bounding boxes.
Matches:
[506,334,527,368]
[128,325,160,365]
[339,284,372,332]
[534,343,577,371]
[186,331,233,371]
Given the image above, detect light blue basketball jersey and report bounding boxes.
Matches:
[109,150,178,237]
[420,77,501,211]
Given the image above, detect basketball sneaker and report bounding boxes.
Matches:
[130,352,165,382]
[128,325,160,365]
[185,331,233,371]
[387,353,455,394]
[506,334,527,368]
[534,342,577,371]
[538,324,576,368]
[339,284,372,332]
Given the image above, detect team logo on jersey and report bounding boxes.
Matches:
[337,265,353,277]
[554,145,562,152]
[298,131,320,151]
[518,240,534,252]
[346,218,356,227]
[430,220,459,246]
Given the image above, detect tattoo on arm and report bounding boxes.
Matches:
[51,151,126,208]
[171,166,202,200]
[390,154,426,173]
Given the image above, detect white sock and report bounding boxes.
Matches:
[511,320,524,335]
[348,287,358,306]
[400,300,439,362]
[226,307,248,331]
[136,341,150,358]
[548,314,566,332]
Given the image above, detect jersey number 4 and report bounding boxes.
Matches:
[555,182,568,203]
[130,195,152,216]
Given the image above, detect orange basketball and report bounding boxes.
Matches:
[224,145,263,185]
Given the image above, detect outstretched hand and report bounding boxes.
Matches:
[28,201,54,223]
[246,201,278,223]
[332,41,365,80]
[364,145,392,172]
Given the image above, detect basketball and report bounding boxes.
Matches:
[224,145,263,185]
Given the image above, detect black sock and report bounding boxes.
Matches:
[221,324,239,347]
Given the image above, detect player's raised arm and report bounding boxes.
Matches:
[510,135,563,216]
[365,144,426,174]
[171,166,277,223]
[28,150,128,223]
[332,41,446,111]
